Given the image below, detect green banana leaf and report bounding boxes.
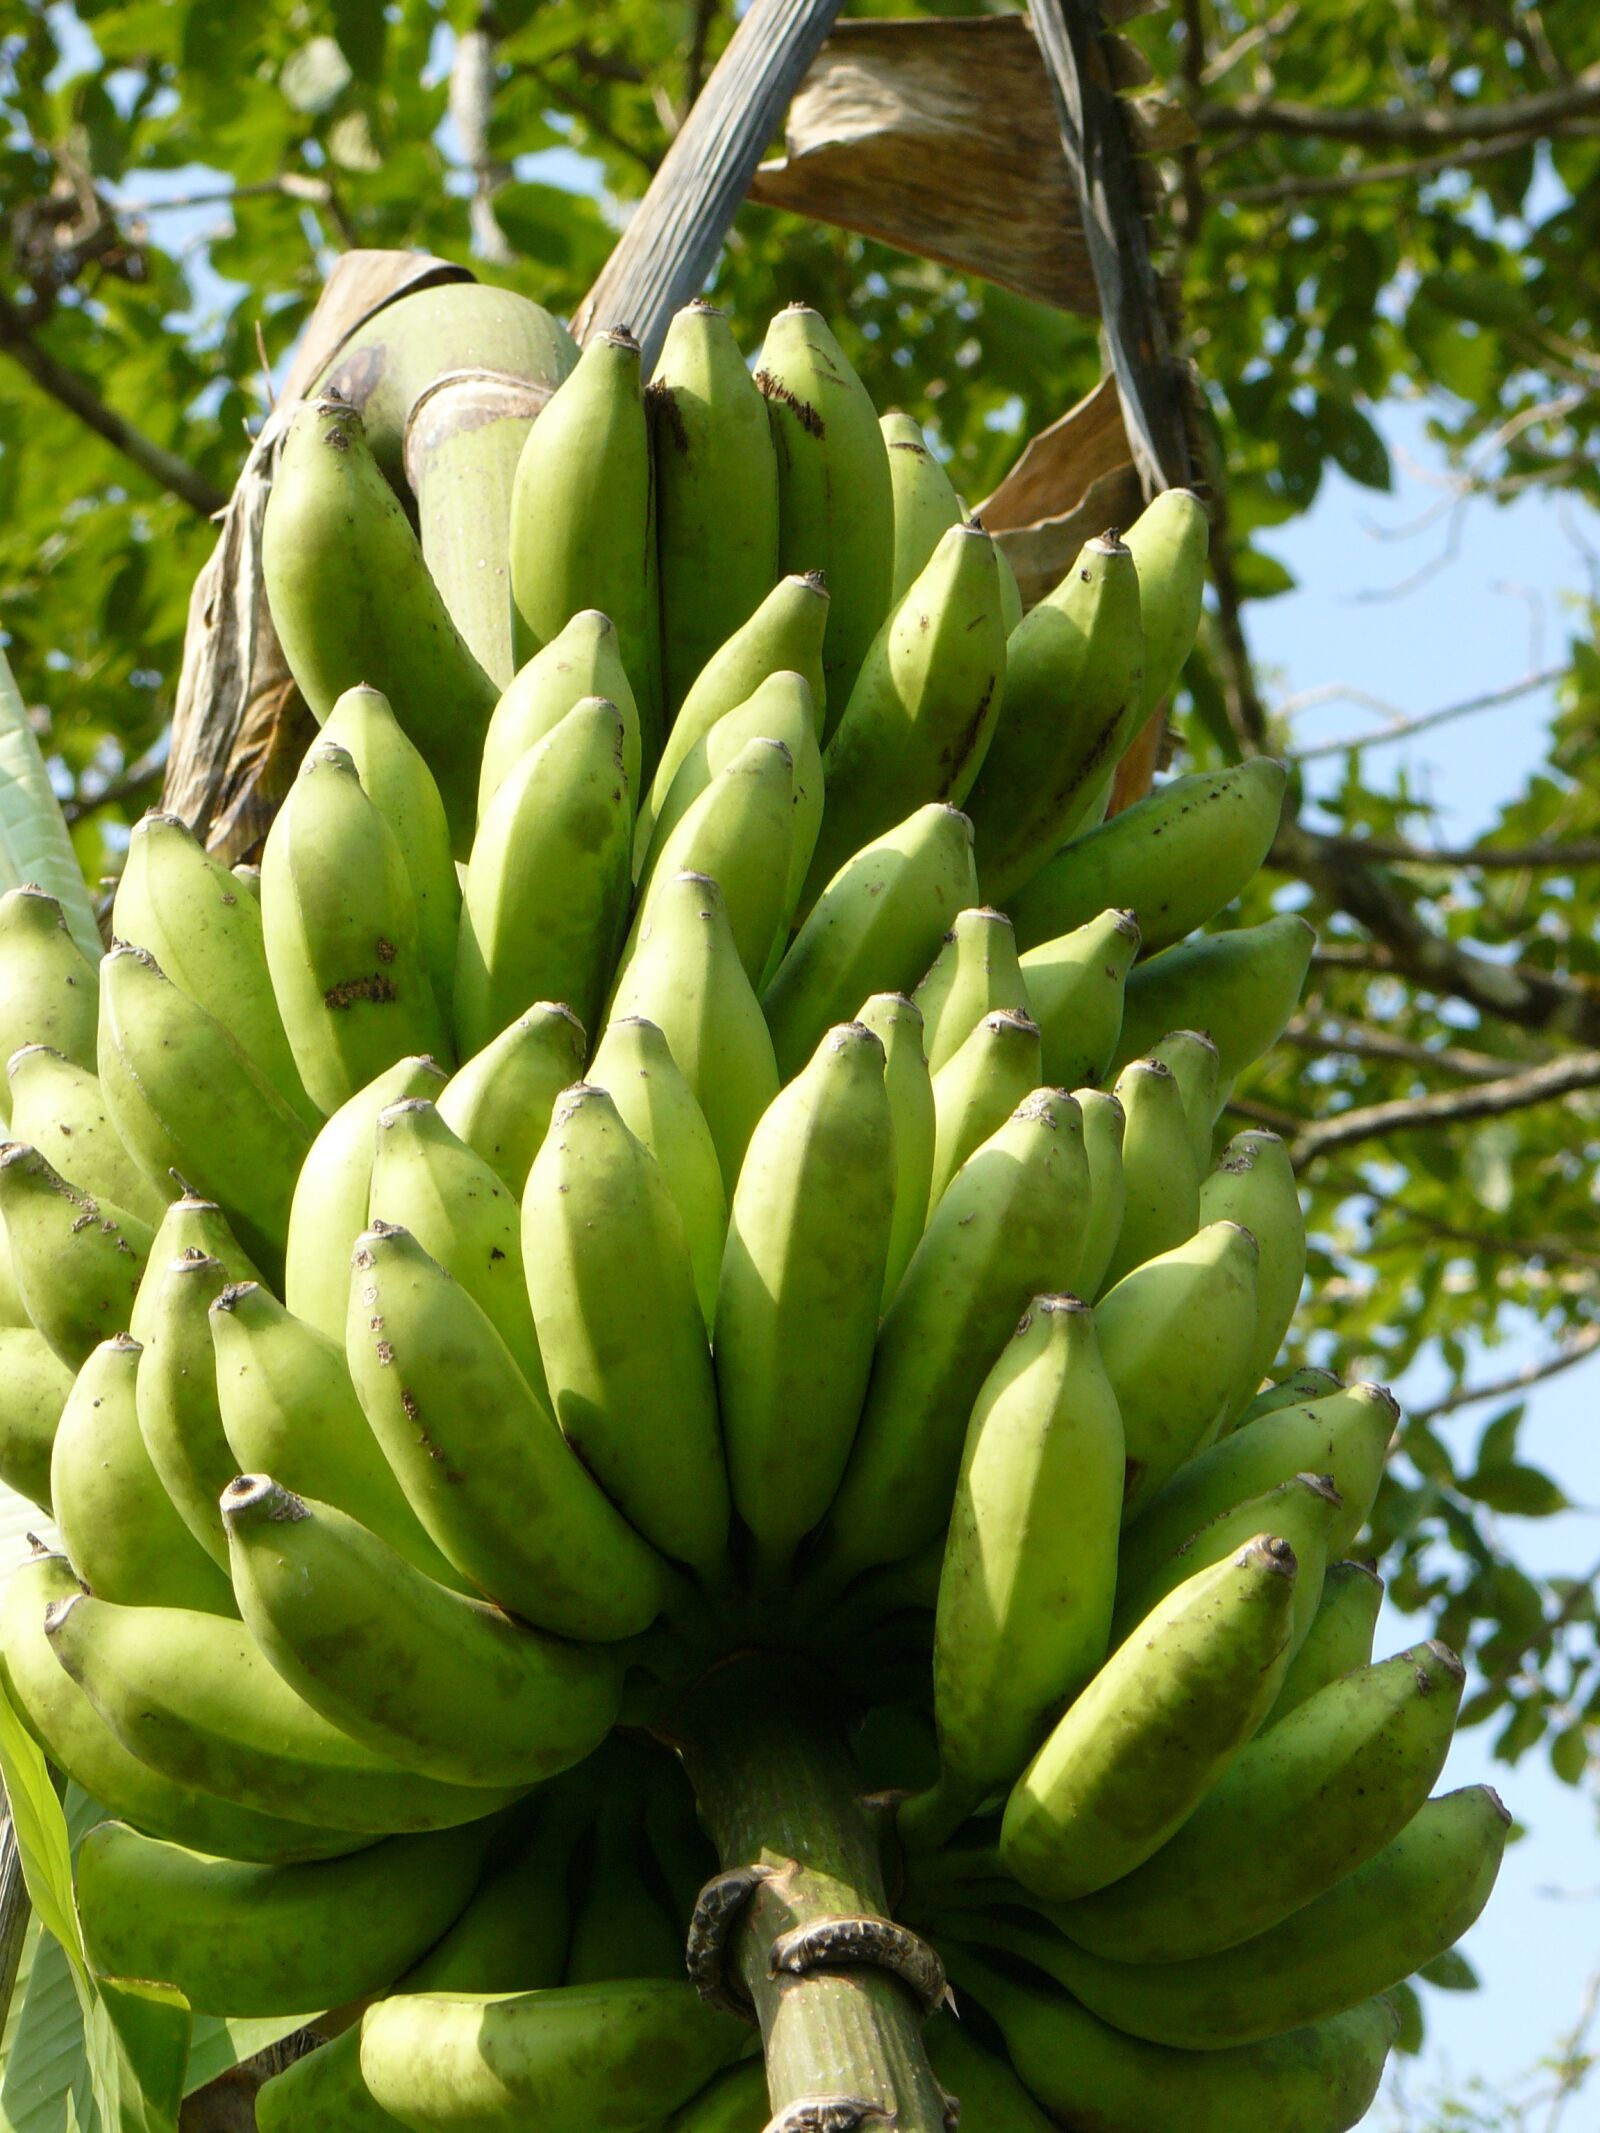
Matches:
[0,648,101,966]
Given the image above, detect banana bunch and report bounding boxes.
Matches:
[0,289,1498,2133]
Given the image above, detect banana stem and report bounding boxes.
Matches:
[673,1656,950,2132]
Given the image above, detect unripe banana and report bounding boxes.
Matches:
[262,395,499,854]
[1074,1087,1126,1300]
[456,695,634,1055]
[927,1008,1042,1215]
[757,304,894,732]
[439,1005,587,1198]
[913,906,1029,1074]
[1097,1055,1201,1293]
[324,685,462,1025]
[369,1096,544,1395]
[1051,1639,1465,1962]
[1238,1364,1344,1429]
[803,521,1007,899]
[0,1324,71,1509]
[1000,1535,1299,1901]
[882,411,962,603]
[715,1021,895,1587]
[588,1015,727,1330]
[670,2059,770,2133]
[5,1044,165,1222]
[0,1142,151,1366]
[1111,913,1317,1086]
[0,1210,24,1328]
[1117,1380,1397,1598]
[606,870,779,1195]
[1122,485,1210,727]
[763,805,979,1081]
[51,1331,236,1613]
[563,1742,685,1985]
[1018,907,1140,1090]
[523,1084,728,1581]
[1200,1128,1306,1424]
[261,742,450,1114]
[923,2014,1054,2133]
[944,1945,1396,2133]
[509,326,662,764]
[77,1816,494,2017]
[135,1248,248,1565]
[360,1978,744,2133]
[0,885,100,1114]
[130,1190,262,1343]
[1263,1559,1385,1728]
[1009,761,1288,955]
[46,1590,525,1833]
[479,610,642,827]
[965,534,1145,903]
[856,992,935,1309]
[1147,1027,1223,1175]
[808,1089,1090,1595]
[651,300,781,717]
[347,1221,668,1641]
[212,1278,462,1586]
[1097,1221,1261,1515]
[224,1478,621,1783]
[902,1295,1124,1851]
[285,1055,449,1340]
[111,810,315,1127]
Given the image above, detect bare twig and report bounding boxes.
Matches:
[113,174,335,217]
[1196,60,1600,146]
[1282,1013,1521,1080]
[1290,1049,1600,1167]
[1313,833,1600,871]
[1411,1322,1600,1424]
[1218,124,1593,206]
[1288,666,1566,760]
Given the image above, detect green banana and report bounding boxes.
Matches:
[1238,1364,1344,1428]
[856,992,935,1308]
[360,1978,743,2133]
[509,326,661,762]
[51,1331,236,1614]
[260,742,450,1114]
[763,804,979,1081]
[1147,1026,1223,1174]
[1074,1087,1126,1300]
[439,1005,587,1198]
[1051,1639,1464,1962]
[563,1742,685,1985]
[369,1096,544,1395]
[456,695,634,1055]
[1200,1128,1306,1423]
[881,410,963,604]
[1264,1559,1385,1727]
[211,1278,463,1586]
[803,521,1006,899]
[651,300,781,718]
[0,1141,151,1366]
[965,533,1145,904]
[901,1295,1124,1850]
[5,1043,165,1223]
[136,1247,250,1565]
[756,304,894,732]
[1097,1054,1201,1294]
[224,1478,620,1783]
[522,1084,729,1581]
[923,2014,1054,2133]
[0,1209,25,1327]
[0,1547,365,1864]
[669,2060,769,2133]
[76,1815,493,2016]
[806,1089,1090,1596]
[926,1008,1042,1215]
[588,1015,727,1329]
[1122,486,1211,728]
[111,810,315,1127]
[285,1055,449,1341]
[346,1221,667,1640]
[0,885,100,1112]
[1018,907,1140,1090]
[1096,1221,1261,1515]
[323,685,461,1025]
[0,1324,71,1509]
[129,1189,262,1343]
[944,1946,1396,2133]
[1009,760,1288,956]
[479,609,641,830]
[1111,913,1317,1085]
[45,1590,524,1834]
[605,870,779,1196]
[261,395,499,855]
[1118,1379,1397,1597]
[715,1020,896,1587]
[1000,1535,1299,1900]
[913,906,1030,1075]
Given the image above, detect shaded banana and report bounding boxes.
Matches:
[479,609,641,826]
[913,906,1029,1075]
[1238,1365,1344,1429]
[1019,908,1140,1091]
[439,1004,587,1199]
[1094,1055,1201,1295]
[1200,1128,1306,1424]
[0,1324,72,1510]
[136,1247,249,1565]
[1074,1087,1126,1300]
[1147,1027,1223,1175]
[1264,1559,1385,1728]
[923,2012,1055,2133]
[0,884,100,1112]
[5,1043,165,1223]
[856,991,935,1309]
[1111,913,1317,1086]
[563,1740,685,1985]
[0,1141,151,1367]
[927,1008,1042,1215]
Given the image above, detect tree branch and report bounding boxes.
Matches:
[1288,666,1567,761]
[1330,1172,1600,1276]
[1216,125,1598,208]
[1282,1013,1522,1081]
[1195,61,1600,146]
[1290,1048,1600,1168]
[685,0,721,113]
[0,290,226,518]
[1411,1322,1600,1425]
[1311,833,1600,871]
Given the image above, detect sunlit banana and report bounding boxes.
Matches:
[1238,1364,1344,1429]
[1019,907,1140,1091]
[5,1043,165,1222]
[882,410,962,604]
[0,1141,151,1366]
[926,1008,1042,1215]
[135,1246,248,1565]
[1200,1127,1306,1424]
[856,991,936,1309]
[1096,1054,1201,1294]
[913,906,1029,1075]
[1147,1027,1223,1174]
[1264,1558,1385,1728]
[480,608,641,825]
[1074,1087,1126,1300]
[439,1004,587,1198]
[0,883,100,1110]
[0,1323,72,1510]
[1111,913,1317,1087]
[129,1189,261,1344]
